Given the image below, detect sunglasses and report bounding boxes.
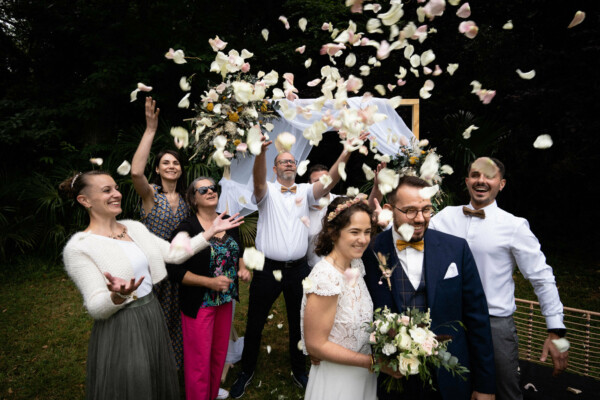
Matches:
[195,185,217,195]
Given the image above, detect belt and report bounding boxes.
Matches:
[265,256,307,269]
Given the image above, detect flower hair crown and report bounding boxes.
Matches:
[326,194,367,222]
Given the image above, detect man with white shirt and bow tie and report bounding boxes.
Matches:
[363,175,495,400]
[429,157,568,400]
[230,137,350,398]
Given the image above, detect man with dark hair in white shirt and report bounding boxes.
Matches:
[429,157,568,400]
[230,137,350,398]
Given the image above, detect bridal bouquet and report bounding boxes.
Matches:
[366,306,468,393]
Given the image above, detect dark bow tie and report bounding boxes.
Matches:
[463,206,485,219]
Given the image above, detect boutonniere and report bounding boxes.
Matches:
[375,251,397,291]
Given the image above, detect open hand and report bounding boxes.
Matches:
[104,272,144,296]
[210,213,244,235]
[145,96,160,132]
[541,333,568,376]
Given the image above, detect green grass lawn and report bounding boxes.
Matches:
[1,239,598,399]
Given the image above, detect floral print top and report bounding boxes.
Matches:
[200,234,240,308]
[140,184,190,240]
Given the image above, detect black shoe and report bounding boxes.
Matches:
[291,371,308,389]
[230,371,254,399]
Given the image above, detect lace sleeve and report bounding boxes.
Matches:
[305,261,342,297]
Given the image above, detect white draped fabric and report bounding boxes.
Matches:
[217,97,414,216]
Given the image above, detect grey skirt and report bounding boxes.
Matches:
[86,293,179,400]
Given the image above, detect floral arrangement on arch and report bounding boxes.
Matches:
[168,37,302,168]
[387,137,454,206]
[366,306,468,393]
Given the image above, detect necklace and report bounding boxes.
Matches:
[109,225,127,240]
[326,255,350,273]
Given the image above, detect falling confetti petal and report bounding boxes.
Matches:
[116,160,131,175]
[419,184,439,199]
[179,77,191,91]
[398,223,415,242]
[266,345,272,354]
[89,158,103,166]
[378,209,393,226]
[279,15,290,30]
[447,63,459,75]
[261,29,269,41]
[552,338,570,352]
[516,69,536,80]
[273,270,283,281]
[297,160,310,176]
[338,162,347,181]
[503,20,513,30]
[524,383,538,392]
[567,11,585,28]
[299,17,308,32]
[277,323,283,329]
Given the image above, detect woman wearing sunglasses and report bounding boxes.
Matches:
[167,177,251,400]
[131,97,191,369]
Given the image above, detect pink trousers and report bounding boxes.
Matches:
[181,302,232,400]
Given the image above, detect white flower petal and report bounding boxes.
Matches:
[299,17,308,32]
[89,158,103,166]
[243,247,265,271]
[297,160,310,176]
[137,82,153,92]
[374,84,386,96]
[273,270,283,281]
[388,96,402,109]
[346,187,359,197]
[319,174,333,189]
[377,168,400,195]
[300,216,310,228]
[266,345,272,354]
[275,132,296,153]
[302,277,313,291]
[503,20,513,30]
[552,338,570,353]
[420,49,436,67]
[179,77,191,91]
[170,127,189,148]
[178,93,191,109]
[447,63,459,76]
[440,165,454,175]
[362,164,376,180]
[516,69,536,80]
[338,162,347,181]
[116,160,131,176]
[345,53,357,67]
[130,88,140,102]
[398,223,415,242]
[277,323,284,329]
[261,29,269,41]
[378,209,393,226]
[305,58,312,68]
[533,134,553,149]
[418,184,439,199]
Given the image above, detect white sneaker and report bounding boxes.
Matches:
[217,388,229,399]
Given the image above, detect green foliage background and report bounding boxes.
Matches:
[1,0,598,267]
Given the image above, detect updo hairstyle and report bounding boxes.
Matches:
[314,196,375,257]
[58,170,111,202]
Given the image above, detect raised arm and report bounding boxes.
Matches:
[312,148,351,200]
[131,97,160,213]
[252,137,272,203]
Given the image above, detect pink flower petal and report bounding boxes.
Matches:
[137,82,153,92]
[279,15,290,30]
[295,45,306,54]
[307,78,322,87]
[456,3,471,19]
[459,21,479,39]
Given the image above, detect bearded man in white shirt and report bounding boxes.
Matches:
[429,157,568,400]
[230,137,350,398]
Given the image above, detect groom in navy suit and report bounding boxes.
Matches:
[363,176,495,400]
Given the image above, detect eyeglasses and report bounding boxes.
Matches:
[195,185,217,195]
[276,159,298,166]
[393,206,435,219]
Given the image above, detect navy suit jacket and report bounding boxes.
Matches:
[363,228,495,399]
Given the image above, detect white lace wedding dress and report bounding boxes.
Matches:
[300,258,376,400]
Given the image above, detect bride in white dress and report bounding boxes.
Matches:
[301,197,402,400]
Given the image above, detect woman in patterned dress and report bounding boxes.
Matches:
[131,97,190,369]
[167,177,251,400]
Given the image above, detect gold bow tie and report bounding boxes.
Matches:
[463,206,485,219]
[281,185,297,194]
[396,239,425,252]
